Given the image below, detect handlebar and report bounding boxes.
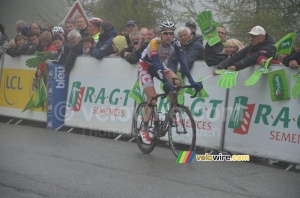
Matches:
[148,78,200,106]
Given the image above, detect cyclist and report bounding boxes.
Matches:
[138,20,203,144]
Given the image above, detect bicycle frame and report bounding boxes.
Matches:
[147,84,198,138]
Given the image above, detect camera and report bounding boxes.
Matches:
[133,41,139,45]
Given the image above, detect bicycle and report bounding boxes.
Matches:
[133,79,199,158]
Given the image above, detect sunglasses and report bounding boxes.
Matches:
[162,31,174,36]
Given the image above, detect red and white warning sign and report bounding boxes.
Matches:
[63,1,89,23]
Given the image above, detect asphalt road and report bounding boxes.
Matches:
[0,122,299,198]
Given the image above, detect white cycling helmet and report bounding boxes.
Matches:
[159,21,176,32]
[52,26,64,35]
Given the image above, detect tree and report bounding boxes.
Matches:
[83,0,178,33]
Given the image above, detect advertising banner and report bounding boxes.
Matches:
[47,64,68,130]
[64,57,138,135]
[0,55,47,121]
[224,65,300,164]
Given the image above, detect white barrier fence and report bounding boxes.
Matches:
[0,55,47,121]
[64,57,137,135]
[0,54,299,164]
[223,66,300,164]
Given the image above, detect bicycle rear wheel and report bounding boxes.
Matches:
[168,105,196,157]
[134,102,157,154]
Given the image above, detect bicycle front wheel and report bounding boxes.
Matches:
[134,102,157,154]
[168,105,196,157]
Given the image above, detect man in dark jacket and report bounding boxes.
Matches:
[218,26,276,71]
[119,31,148,64]
[203,25,228,66]
[0,24,9,57]
[167,27,203,78]
[283,51,300,69]
[65,30,83,74]
[89,21,117,60]
[27,31,44,55]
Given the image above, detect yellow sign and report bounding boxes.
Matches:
[0,68,45,112]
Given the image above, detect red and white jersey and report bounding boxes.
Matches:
[140,37,176,65]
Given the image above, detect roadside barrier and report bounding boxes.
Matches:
[0,54,299,164]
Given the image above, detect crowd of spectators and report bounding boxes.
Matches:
[0,14,299,78]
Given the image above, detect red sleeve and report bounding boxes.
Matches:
[256,55,281,65]
[256,55,267,64]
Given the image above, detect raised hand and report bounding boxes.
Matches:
[245,57,272,87]
[196,10,220,46]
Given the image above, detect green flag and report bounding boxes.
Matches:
[244,57,273,87]
[215,70,238,89]
[129,79,143,105]
[291,69,300,99]
[274,31,296,57]
[268,69,290,101]
[22,78,47,112]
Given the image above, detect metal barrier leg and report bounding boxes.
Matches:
[285,164,296,171]
[114,134,123,140]
[128,137,135,142]
[55,124,64,131]
[67,128,74,133]
[7,119,14,124]
[14,119,23,125]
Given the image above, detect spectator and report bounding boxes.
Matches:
[89,21,117,60]
[45,34,71,66]
[36,31,57,77]
[185,20,204,43]
[15,20,27,34]
[8,39,17,49]
[120,31,148,64]
[65,30,83,74]
[167,27,204,76]
[146,25,160,42]
[64,18,76,38]
[203,25,228,66]
[27,31,44,54]
[223,38,244,57]
[217,26,276,71]
[125,20,139,45]
[110,35,127,57]
[139,27,148,41]
[21,26,30,37]
[44,25,54,33]
[82,36,96,56]
[30,22,43,35]
[282,51,300,69]
[258,46,298,67]
[75,14,89,38]
[52,26,65,42]
[7,34,29,57]
[0,24,9,57]
[88,17,103,42]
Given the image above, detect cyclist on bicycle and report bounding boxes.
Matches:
[138,20,203,144]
